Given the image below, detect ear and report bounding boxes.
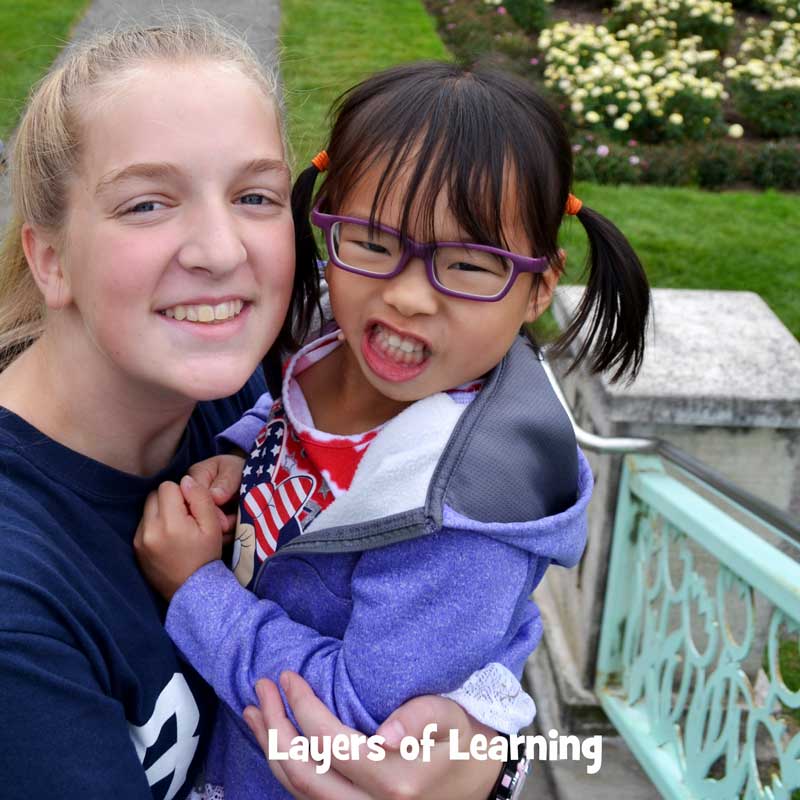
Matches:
[21,223,72,310]
[524,250,564,323]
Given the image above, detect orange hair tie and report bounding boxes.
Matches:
[565,193,583,216]
[311,150,330,172]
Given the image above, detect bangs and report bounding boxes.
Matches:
[316,63,571,261]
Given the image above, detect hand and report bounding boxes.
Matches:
[187,453,246,532]
[133,477,224,600]
[243,672,502,800]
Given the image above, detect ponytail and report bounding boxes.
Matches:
[553,205,650,384]
[260,161,324,398]
[0,214,44,371]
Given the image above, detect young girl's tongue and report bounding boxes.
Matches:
[361,323,431,383]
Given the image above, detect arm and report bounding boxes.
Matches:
[165,526,534,730]
[244,674,503,800]
[215,390,274,454]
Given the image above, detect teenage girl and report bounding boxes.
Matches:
[136,62,650,800]
[0,24,501,800]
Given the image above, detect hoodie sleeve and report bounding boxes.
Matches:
[165,529,538,734]
[214,391,274,454]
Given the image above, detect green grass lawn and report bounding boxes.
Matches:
[0,0,89,140]
[560,183,800,339]
[279,0,449,172]
[280,0,799,339]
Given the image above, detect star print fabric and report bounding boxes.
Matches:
[235,334,381,583]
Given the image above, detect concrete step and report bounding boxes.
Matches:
[521,734,661,799]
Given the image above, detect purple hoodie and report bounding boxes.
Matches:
[166,334,592,799]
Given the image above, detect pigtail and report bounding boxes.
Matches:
[260,161,325,399]
[291,162,323,314]
[553,205,650,384]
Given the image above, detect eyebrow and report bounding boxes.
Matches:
[242,158,291,181]
[95,162,180,197]
[95,158,290,197]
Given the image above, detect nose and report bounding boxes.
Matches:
[177,200,247,276]
[381,257,439,317]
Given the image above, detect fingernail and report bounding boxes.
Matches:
[211,485,226,498]
[279,672,292,693]
[243,708,257,733]
[181,475,196,490]
[380,719,405,748]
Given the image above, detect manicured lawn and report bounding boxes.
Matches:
[0,0,89,140]
[560,183,800,338]
[279,1,798,339]
[279,0,449,172]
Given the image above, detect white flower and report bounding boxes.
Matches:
[668,112,684,125]
[727,123,744,138]
[614,117,631,130]
[586,110,601,123]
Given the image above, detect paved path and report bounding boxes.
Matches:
[1,0,280,229]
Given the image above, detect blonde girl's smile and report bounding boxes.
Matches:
[49,60,295,404]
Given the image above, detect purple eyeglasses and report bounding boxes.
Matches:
[310,207,549,302]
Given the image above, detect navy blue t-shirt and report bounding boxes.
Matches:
[0,370,265,799]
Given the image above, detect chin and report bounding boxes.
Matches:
[172,365,257,403]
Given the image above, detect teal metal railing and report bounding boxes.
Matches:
[540,356,800,798]
[594,454,800,799]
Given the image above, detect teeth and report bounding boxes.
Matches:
[161,299,245,324]
[373,324,428,365]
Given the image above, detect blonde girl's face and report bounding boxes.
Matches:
[326,164,559,405]
[52,61,294,403]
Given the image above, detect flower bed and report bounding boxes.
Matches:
[540,24,726,142]
[425,0,800,189]
[726,20,800,135]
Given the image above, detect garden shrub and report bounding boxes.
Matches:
[541,23,725,144]
[695,143,741,188]
[727,21,800,136]
[503,0,552,32]
[606,0,736,53]
[751,142,800,188]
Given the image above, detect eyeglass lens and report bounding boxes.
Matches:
[331,221,512,298]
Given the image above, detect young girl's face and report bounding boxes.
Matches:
[326,164,558,404]
[44,61,294,403]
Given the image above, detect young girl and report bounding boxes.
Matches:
[0,22,502,800]
[136,62,650,800]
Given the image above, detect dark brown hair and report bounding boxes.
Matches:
[284,61,650,390]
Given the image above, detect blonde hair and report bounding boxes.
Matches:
[0,17,283,369]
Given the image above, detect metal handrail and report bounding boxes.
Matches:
[541,359,800,544]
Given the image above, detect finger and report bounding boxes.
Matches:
[280,671,358,741]
[249,681,311,799]
[187,459,217,491]
[133,492,160,552]
[158,481,190,531]
[242,709,304,800]
[210,456,246,504]
[260,678,371,800]
[215,506,230,533]
[141,489,160,522]
[377,693,473,745]
[180,475,222,535]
